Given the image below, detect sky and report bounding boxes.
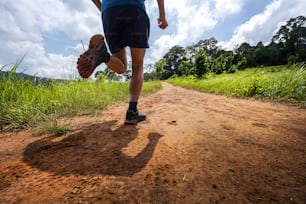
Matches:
[0,0,305,79]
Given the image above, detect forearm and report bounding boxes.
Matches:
[156,0,168,29]
[91,0,101,11]
[156,0,166,18]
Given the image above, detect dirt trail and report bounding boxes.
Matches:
[1,83,305,204]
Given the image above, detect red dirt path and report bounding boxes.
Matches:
[1,83,305,203]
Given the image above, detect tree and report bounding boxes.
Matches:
[265,42,281,65]
[152,16,305,76]
[95,68,121,81]
[236,57,247,70]
[178,60,194,76]
[254,41,268,65]
[235,42,252,56]
[194,37,220,59]
[144,72,157,81]
[143,64,160,81]
[235,42,256,67]
[194,49,210,78]
[154,59,168,80]
[210,51,235,74]
[185,44,197,61]
[224,51,234,73]
[272,16,306,63]
[161,45,186,78]
[211,54,225,74]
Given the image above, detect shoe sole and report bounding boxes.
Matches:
[124,117,146,125]
[124,120,138,125]
[77,34,105,78]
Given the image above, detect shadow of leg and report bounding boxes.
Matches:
[23,121,163,177]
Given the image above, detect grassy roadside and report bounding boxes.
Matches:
[168,65,305,107]
[0,65,161,132]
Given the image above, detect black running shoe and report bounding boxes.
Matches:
[77,34,110,78]
[125,110,146,125]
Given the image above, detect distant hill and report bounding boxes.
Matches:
[0,71,69,85]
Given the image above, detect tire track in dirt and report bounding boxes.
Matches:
[1,83,305,203]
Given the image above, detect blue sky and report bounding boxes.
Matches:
[0,0,305,79]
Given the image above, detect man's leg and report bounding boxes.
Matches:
[125,48,147,124]
[106,48,128,74]
[129,48,146,102]
[77,35,127,77]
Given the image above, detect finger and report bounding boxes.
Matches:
[160,22,168,29]
[158,20,168,29]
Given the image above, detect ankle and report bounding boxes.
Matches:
[128,101,138,112]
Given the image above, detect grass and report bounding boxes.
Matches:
[31,116,71,136]
[168,65,306,107]
[0,62,162,132]
[2,63,304,133]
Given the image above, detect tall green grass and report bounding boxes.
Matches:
[0,63,161,131]
[168,65,306,106]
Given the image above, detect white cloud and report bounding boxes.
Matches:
[220,0,306,49]
[0,0,102,79]
[147,0,244,62]
[214,0,243,17]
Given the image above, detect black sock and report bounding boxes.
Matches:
[128,101,138,112]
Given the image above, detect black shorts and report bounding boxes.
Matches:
[102,5,150,54]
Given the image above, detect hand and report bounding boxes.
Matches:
[158,17,168,29]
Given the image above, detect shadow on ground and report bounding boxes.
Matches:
[23,120,162,176]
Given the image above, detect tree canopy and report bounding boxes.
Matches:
[146,16,306,81]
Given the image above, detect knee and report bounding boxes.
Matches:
[132,63,144,75]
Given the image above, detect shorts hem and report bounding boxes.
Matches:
[110,45,149,54]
